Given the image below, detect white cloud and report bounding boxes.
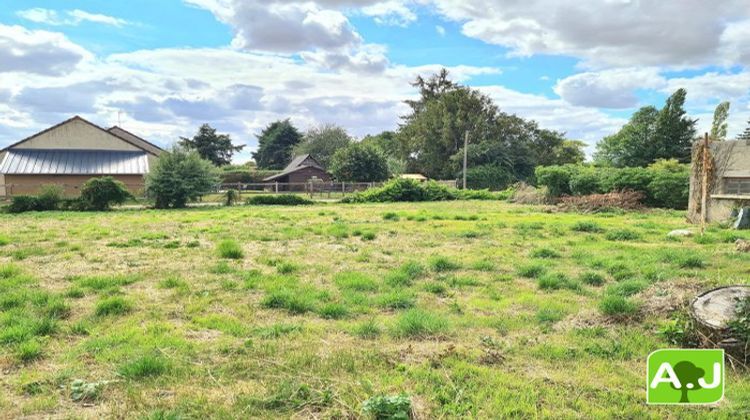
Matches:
[17,8,129,27]
[362,1,417,27]
[428,0,750,68]
[554,68,666,108]
[0,24,91,76]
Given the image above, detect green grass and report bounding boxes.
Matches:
[0,200,745,418]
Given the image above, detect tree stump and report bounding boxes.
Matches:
[690,286,750,364]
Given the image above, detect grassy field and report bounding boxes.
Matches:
[0,201,749,418]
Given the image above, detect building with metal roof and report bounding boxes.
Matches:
[0,116,163,197]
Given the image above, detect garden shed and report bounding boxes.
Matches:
[688,137,750,223]
[263,154,331,189]
[0,116,163,197]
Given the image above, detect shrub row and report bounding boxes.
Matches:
[534,160,689,209]
[341,178,510,203]
[6,177,131,214]
[245,195,314,206]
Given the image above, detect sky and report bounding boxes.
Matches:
[1,0,749,163]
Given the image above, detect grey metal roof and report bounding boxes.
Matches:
[0,149,149,175]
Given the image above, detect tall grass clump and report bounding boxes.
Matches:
[118,355,171,379]
[392,309,449,338]
[605,229,640,241]
[429,256,460,272]
[217,239,244,259]
[94,296,132,316]
[571,221,604,233]
[599,295,639,318]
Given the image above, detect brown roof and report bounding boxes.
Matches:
[1,115,161,157]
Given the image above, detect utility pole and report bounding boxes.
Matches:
[462,130,469,190]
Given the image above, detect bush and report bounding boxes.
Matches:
[535,165,573,197]
[245,195,313,206]
[465,164,514,190]
[78,177,132,211]
[146,148,219,209]
[569,170,602,196]
[534,163,689,209]
[36,185,64,210]
[649,169,689,209]
[7,196,41,213]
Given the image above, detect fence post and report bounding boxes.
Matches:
[275,182,279,194]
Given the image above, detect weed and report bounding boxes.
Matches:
[334,272,378,292]
[362,394,411,419]
[383,212,400,221]
[16,340,43,363]
[318,303,349,319]
[261,289,317,314]
[378,291,416,310]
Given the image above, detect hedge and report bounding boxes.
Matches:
[534,161,689,209]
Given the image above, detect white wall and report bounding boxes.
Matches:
[17,119,141,152]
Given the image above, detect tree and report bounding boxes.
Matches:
[330,143,390,182]
[398,69,578,188]
[146,147,219,209]
[179,124,243,166]
[363,131,407,176]
[671,361,704,403]
[737,118,750,141]
[594,106,659,167]
[595,90,697,167]
[652,88,697,163]
[252,119,302,169]
[710,101,730,141]
[293,124,352,168]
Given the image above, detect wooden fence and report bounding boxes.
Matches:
[0,180,459,201]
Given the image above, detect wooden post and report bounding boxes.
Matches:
[700,132,710,234]
[463,130,469,190]
[275,182,279,194]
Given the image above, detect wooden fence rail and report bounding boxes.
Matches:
[0,180,459,200]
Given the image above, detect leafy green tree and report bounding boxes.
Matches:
[293,124,352,168]
[737,118,750,141]
[146,148,219,209]
[179,124,243,166]
[672,361,704,403]
[594,106,660,167]
[595,90,696,167]
[252,119,302,169]
[330,143,390,182]
[398,69,578,187]
[710,101,730,141]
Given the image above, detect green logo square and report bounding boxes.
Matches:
[647,349,724,405]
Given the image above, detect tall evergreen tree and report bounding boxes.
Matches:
[179,124,243,166]
[710,101,730,141]
[652,88,697,163]
[252,119,302,169]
